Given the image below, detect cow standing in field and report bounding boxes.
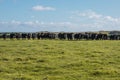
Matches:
[16,33,21,40]
[102,34,108,40]
[74,33,79,40]
[54,33,59,39]
[67,33,74,40]
[2,33,7,40]
[10,33,15,40]
[91,33,97,40]
[83,33,89,40]
[80,33,85,40]
[58,33,63,40]
[32,33,36,40]
[22,33,27,40]
[45,33,50,39]
[58,33,67,40]
[74,33,84,40]
[96,33,102,40]
[37,33,41,40]
[48,33,55,39]
[40,32,44,39]
[27,33,31,40]
[0,33,2,38]
[63,33,67,40]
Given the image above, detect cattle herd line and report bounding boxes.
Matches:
[0,32,120,40]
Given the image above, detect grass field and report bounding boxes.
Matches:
[0,40,120,80]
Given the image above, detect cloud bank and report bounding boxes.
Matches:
[32,5,55,11]
[78,10,119,22]
[0,20,73,32]
[70,10,120,31]
[0,10,120,32]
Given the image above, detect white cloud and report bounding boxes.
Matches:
[32,5,55,11]
[104,16,119,22]
[11,20,21,25]
[79,10,102,19]
[70,10,120,31]
[77,10,120,23]
[0,20,74,32]
[0,10,120,32]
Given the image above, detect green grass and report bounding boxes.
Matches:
[0,39,120,80]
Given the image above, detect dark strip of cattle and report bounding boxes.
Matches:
[0,32,120,40]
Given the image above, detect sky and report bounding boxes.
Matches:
[0,0,120,32]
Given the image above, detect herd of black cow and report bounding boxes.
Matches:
[0,32,120,40]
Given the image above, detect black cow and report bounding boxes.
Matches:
[27,33,31,40]
[67,33,74,40]
[10,33,16,40]
[32,33,36,40]
[37,33,41,40]
[16,33,21,40]
[74,33,79,40]
[91,33,97,40]
[22,33,27,40]
[2,33,7,40]
[102,34,108,40]
[58,33,67,40]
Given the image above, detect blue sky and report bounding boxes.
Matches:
[0,0,120,32]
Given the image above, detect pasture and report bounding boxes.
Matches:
[0,40,120,80]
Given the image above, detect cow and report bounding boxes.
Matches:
[67,33,74,40]
[2,33,7,40]
[10,33,16,40]
[27,33,32,40]
[59,32,67,40]
[16,33,21,40]
[32,33,36,40]
[37,33,41,40]
[22,33,27,40]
